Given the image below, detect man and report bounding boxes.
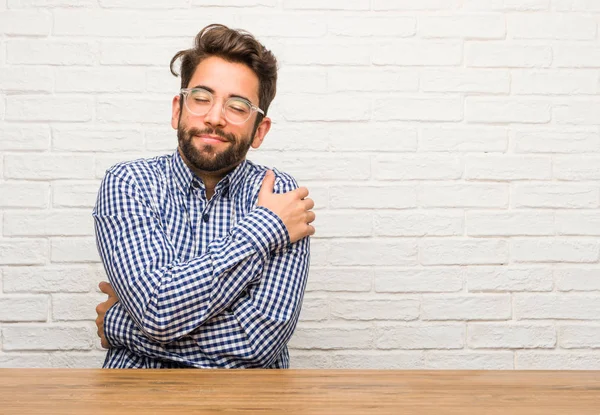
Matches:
[93,24,315,369]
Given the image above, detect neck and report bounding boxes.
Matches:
[178,148,241,200]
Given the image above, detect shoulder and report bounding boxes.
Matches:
[244,159,299,194]
[103,154,170,189]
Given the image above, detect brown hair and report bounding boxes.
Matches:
[170,24,278,122]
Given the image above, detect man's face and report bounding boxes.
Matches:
[171,56,270,174]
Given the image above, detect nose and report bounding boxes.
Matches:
[204,98,226,129]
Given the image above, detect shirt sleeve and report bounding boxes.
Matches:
[93,167,289,345]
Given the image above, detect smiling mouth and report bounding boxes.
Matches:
[196,134,229,144]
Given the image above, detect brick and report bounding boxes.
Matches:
[298,295,329,321]
[146,68,181,94]
[463,0,549,10]
[100,0,188,7]
[3,265,103,293]
[554,44,600,68]
[422,295,511,321]
[238,14,326,38]
[145,126,179,152]
[328,16,415,37]
[0,296,48,322]
[466,98,551,123]
[312,212,372,238]
[512,238,599,263]
[514,128,600,153]
[5,154,95,180]
[329,240,418,266]
[97,97,171,123]
[53,10,146,37]
[373,0,461,10]
[373,41,462,66]
[373,155,462,180]
[0,67,53,92]
[52,294,106,321]
[466,42,552,68]
[557,212,600,236]
[374,97,463,122]
[328,68,418,92]
[468,323,555,348]
[2,325,93,351]
[49,352,106,368]
[467,267,553,292]
[55,67,145,93]
[375,268,463,293]
[3,211,93,237]
[419,14,505,39]
[560,325,600,348]
[420,127,507,152]
[0,239,48,265]
[6,96,92,122]
[376,323,464,349]
[330,185,417,209]
[421,183,509,208]
[514,183,599,209]
[0,353,50,368]
[278,94,370,121]
[554,0,600,11]
[283,41,371,66]
[421,69,509,93]
[139,11,236,38]
[7,0,94,6]
[554,101,600,124]
[512,70,598,95]
[515,294,600,319]
[556,268,600,292]
[517,351,600,369]
[330,352,424,369]
[554,157,600,181]
[421,239,509,265]
[0,182,49,208]
[509,14,596,40]
[425,352,513,369]
[327,124,417,152]
[51,237,101,263]
[374,211,463,237]
[305,267,372,292]
[101,41,182,66]
[53,127,144,152]
[284,0,368,9]
[467,211,554,236]
[331,297,419,321]
[0,124,49,151]
[53,181,101,208]
[289,324,373,349]
[466,155,551,180]
[288,351,331,369]
[0,11,51,35]
[7,40,97,65]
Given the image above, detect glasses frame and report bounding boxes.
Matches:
[179,87,265,125]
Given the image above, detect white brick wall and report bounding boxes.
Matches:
[1,1,600,370]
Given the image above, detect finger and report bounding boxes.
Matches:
[302,198,315,210]
[99,281,117,297]
[295,186,309,200]
[306,224,316,236]
[259,170,275,196]
[306,211,316,224]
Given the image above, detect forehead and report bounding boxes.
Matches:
[187,56,260,102]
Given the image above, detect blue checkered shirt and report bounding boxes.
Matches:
[92,151,310,368]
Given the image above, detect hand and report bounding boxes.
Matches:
[95,281,119,349]
[257,170,316,244]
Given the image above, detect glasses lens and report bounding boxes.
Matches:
[186,89,213,116]
[224,98,252,124]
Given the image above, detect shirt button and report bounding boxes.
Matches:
[202,213,209,223]
[191,181,200,189]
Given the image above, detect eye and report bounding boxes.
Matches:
[227,100,251,114]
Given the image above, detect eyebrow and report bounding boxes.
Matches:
[191,85,253,104]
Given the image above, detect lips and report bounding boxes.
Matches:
[196,134,229,145]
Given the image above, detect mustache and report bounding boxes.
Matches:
[187,127,236,143]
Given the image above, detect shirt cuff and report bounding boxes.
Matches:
[234,207,289,259]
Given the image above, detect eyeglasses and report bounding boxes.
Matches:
[180,88,264,125]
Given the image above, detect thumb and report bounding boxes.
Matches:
[259,170,275,196]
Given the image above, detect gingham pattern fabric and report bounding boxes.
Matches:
[93,150,310,369]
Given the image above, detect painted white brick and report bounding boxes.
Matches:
[0,296,48,322]
[425,352,513,369]
[55,67,145,93]
[288,351,331,369]
[146,68,180,94]
[375,268,464,293]
[466,98,551,123]
[374,211,463,237]
[5,154,95,180]
[100,0,188,7]
[0,124,49,151]
[283,0,367,9]
[298,295,329,321]
[3,265,103,293]
[53,127,144,152]
[51,237,100,263]
[467,267,553,292]
[467,211,554,236]
[328,16,415,37]
[376,323,464,349]
[327,124,418,152]
[374,97,463,122]
[283,41,371,66]
[239,14,326,38]
[509,14,596,40]
[422,295,511,321]
[554,157,600,181]
[514,128,600,153]
[420,127,507,152]
[0,353,50,368]
[100,41,181,66]
[3,211,93,237]
[330,352,424,369]
[0,67,53,92]
[53,10,147,37]
[0,182,49,208]
[512,70,598,95]
[515,294,600,319]
[421,69,509,93]
[328,68,419,92]
[554,101,600,125]
[419,14,505,39]
[463,0,549,10]
[52,294,106,321]
[278,94,370,121]
[329,240,418,266]
[420,238,509,266]
[0,239,48,265]
[465,155,551,180]
[0,11,51,35]
[53,181,102,208]
[560,325,600,349]
[373,41,462,66]
[97,97,171,124]
[2,325,93,351]
[556,268,600,292]
[138,11,236,38]
[421,183,509,208]
[7,40,98,65]
[330,297,420,321]
[466,42,552,68]
[514,183,599,209]
[373,0,461,10]
[556,212,600,236]
[7,0,94,6]
[512,238,600,263]
[517,351,600,369]
[145,127,178,152]
[312,212,372,238]
[330,185,417,209]
[373,155,462,180]
[49,352,106,368]
[289,324,373,349]
[6,96,93,122]
[468,323,556,348]
[554,43,600,68]
[305,267,372,293]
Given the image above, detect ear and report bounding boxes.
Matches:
[171,95,181,129]
[251,116,271,149]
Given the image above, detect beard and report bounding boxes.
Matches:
[177,122,254,173]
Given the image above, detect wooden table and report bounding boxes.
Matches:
[1,369,599,414]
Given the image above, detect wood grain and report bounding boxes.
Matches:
[1,369,599,414]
